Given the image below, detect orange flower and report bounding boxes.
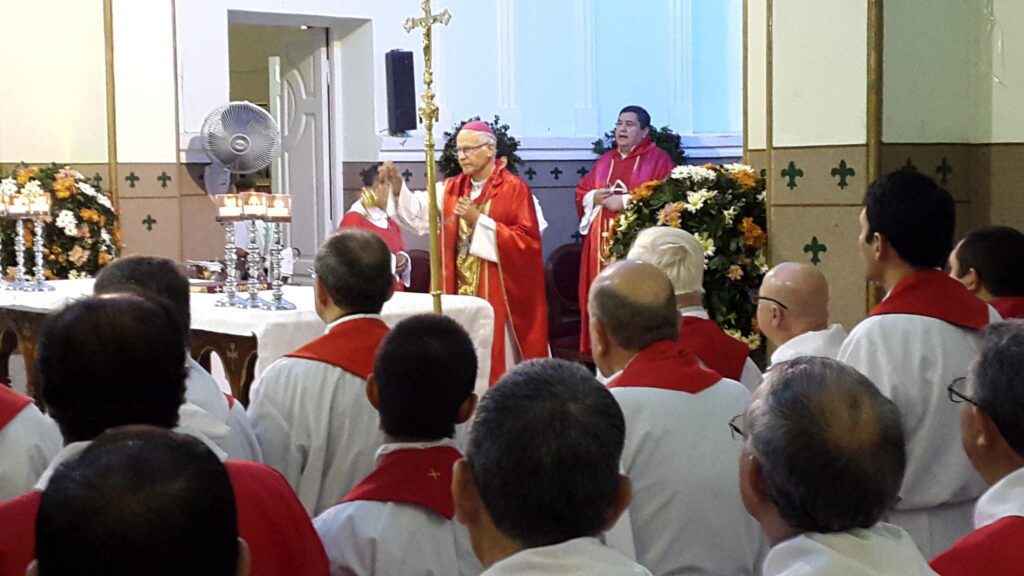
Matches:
[701,163,724,173]
[54,176,77,199]
[79,208,101,223]
[15,167,37,186]
[630,180,662,201]
[112,226,123,246]
[44,269,58,280]
[98,252,111,265]
[733,169,758,190]
[23,227,32,249]
[738,217,766,248]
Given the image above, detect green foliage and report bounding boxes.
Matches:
[0,163,121,279]
[592,125,687,165]
[607,164,767,348]
[439,116,524,179]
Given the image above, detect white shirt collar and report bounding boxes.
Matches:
[374,438,459,465]
[325,313,384,333]
[679,306,709,319]
[769,324,848,366]
[975,466,1024,529]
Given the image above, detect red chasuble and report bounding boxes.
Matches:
[992,296,1024,319]
[0,463,330,576]
[608,340,721,394]
[286,317,390,380]
[869,269,989,330]
[678,316,749,382]
[340,445,462,519]
[0,385,31,430]
[576,137,674,355]
[439,166,548,384]
[930,516,1024,576]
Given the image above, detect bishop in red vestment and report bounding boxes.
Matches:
[576,106,674,354]
[388,122,548,384]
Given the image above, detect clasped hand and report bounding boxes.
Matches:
[594,188,626,212]
[455,197,481,226]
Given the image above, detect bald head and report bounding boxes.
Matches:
[757,262,830,346]
[589,259,678,352]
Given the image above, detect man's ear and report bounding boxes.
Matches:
[25,559,38,576]
[452,458,483,527]
[739,451,770,517]
[603,474,633,531]
[962,267,982,294]
[872,233,888,262]
[236,538,252,576]
[456,393,478,425]
[313,276,331,309]
[365,374,380,410]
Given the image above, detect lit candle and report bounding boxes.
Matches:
[242,193,268,216]
[266,198,291,219]
[217,195,243,220]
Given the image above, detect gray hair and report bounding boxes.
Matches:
[745,357,905,533]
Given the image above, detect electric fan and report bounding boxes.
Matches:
[201,101,281,194]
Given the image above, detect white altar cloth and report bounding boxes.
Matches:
[0,280,495,395]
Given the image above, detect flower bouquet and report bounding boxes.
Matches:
[607,163,768,349]
[0,163,121,280]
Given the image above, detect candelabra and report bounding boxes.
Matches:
[215,194,245,307]
[29,216,54,291]
[12,220,27,290]
[261,194,294,310]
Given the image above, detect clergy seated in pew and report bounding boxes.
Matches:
[738,357,937,575]
[29,426,250,576]
[0,384,61,503]
[931,321,1024,574]
[837,171,999,557]
[339,162,411,291]
[452,358,651,576]
[948,225,1024,319]
[627,226,762,391]
[94,255,262,462]
[314,314,483,576]
[0,294,328,576]
[755,262,847,369]
[589,260,765,575]
[247,228,393,516]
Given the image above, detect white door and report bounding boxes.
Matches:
[278,28,330,270]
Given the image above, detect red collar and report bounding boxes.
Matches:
[992,296,1024,320]
[608,340,721,394]
[870,269,989,330]
[286,317,390,379]
[0,386,32,430]
[341,445,462,519]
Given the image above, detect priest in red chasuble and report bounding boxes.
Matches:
[576,105,675,355]
[387,121,548,384]
[340,163,411,290]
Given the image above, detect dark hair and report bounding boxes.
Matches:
[863,170,955,269]
[619,105,652,130]
[590,276,678,351]
[973,321,1024,457]
[954,226,1024,298]
[234,177,257,191]
[36,426,239,576]
[314,228,393,314]
[38,294,187,443]
[361,164,381,188]
[465,359,625,548]
[94,255,191,341]
[747,357,905,533]
[373,314,477,439]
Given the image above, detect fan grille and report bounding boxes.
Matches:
[201,102,281,174]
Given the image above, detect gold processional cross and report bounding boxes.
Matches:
[404,1,452,314]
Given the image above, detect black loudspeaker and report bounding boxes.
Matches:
[386,50,417,134]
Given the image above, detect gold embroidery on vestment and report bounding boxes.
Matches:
[455,199,491,296]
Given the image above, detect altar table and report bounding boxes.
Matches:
[0,280,495,405]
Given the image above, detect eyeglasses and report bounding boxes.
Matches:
[455,143,489,156]
[748,289,788,310]
[306,267,317,280]
[728,414,745,440]
[948,376,980,407]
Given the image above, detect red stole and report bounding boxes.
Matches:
[341,445,462,519]
[439,167,548,384]
[930,516,1024,575]
[992,296,1024,320]
[577,137,675,354]
[339,210,406,255]
[286,317,390,380]
[226,461,330,576]
[0,386,31,430]
[608,340,721,394]
[678,316,749,382]
[0,491,40,576]
[870,269,989,330]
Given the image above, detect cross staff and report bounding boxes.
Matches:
[404,0,451,314]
